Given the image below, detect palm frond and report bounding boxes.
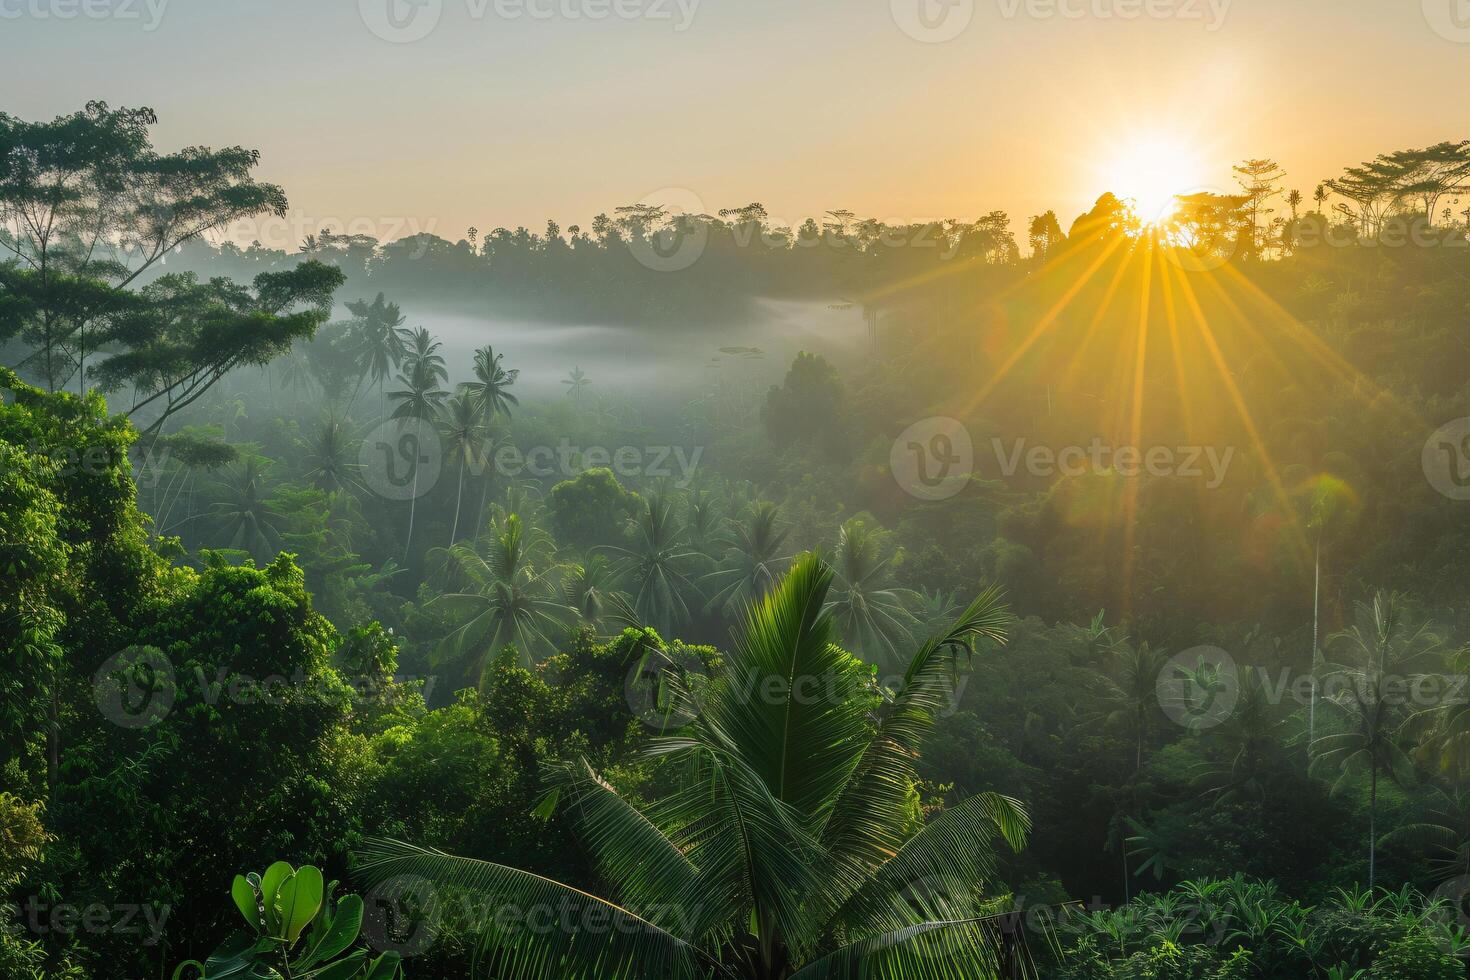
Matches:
[788,914,1031,980]
[703,552,872,821]
[834,793,1029,937]
[545,758,700,933]
[354,838,714,980]
[823,584,1011,874]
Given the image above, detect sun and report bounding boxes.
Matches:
[1099,136,1210,226]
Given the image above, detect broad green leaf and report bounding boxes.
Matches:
[294,895,362,970]
[301,949,367,980]
[278,865,325,943]
[232,875,261,932]
[260,862,295,933]
[363,951,403,980]
[200,931,265,980]
[295,880,337,970]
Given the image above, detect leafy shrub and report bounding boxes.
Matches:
[1367,934,1463,980]
[1048,877,1467,980]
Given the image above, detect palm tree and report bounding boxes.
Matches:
[346,294,411,418]
[1194,667,1285,806]
[300,417,363,495]
[1407,640,1470,779]
[1378,782,1470,882]
[684,489,725,566]
[603,492,702,636]
[563,554,627,630]
[563,366,591,404]
[1097,638,1171,902]
[823,518,919,668]
[1312,591,1445,889]
[388,360,449,557]
[461,346,520,538]
[701,501,791,616]
[358,554,1031,980]
[462,345,520,420]
[402,327,448,387]
[488,481,546,533]
[1298,473,1356,748]
[431,514,572,685]
[440,394,487,547]
[1105,641,1172,774]
[206,456,282,562]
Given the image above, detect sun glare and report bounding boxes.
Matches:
[1100,136,1209,226]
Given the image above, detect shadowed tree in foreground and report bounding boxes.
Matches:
[358,553,1036,979]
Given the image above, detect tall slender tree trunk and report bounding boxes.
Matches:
[1369,765,1377,891]
[1309,536,1320,749]
[404,465,419,560]
[474,470,493,541]
[450,460,465,546]
[346,371,367,416]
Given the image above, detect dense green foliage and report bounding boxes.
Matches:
[3,103,1470,977]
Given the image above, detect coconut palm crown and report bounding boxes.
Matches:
[357,552,1035,979]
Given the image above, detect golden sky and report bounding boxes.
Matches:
[4,0,1465,246]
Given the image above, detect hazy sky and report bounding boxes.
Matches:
[4,0,1465,246]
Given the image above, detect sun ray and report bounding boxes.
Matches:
[1211,262,1425,426]
[1163,258,1314,564]
[1058,246,1137,393]
[1118,240,1156,618]
[960,234,1128,416]
[1157,248,1199,445]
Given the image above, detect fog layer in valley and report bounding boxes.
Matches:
[393,297,872,397]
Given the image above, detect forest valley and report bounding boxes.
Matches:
[4,103,1470,979]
